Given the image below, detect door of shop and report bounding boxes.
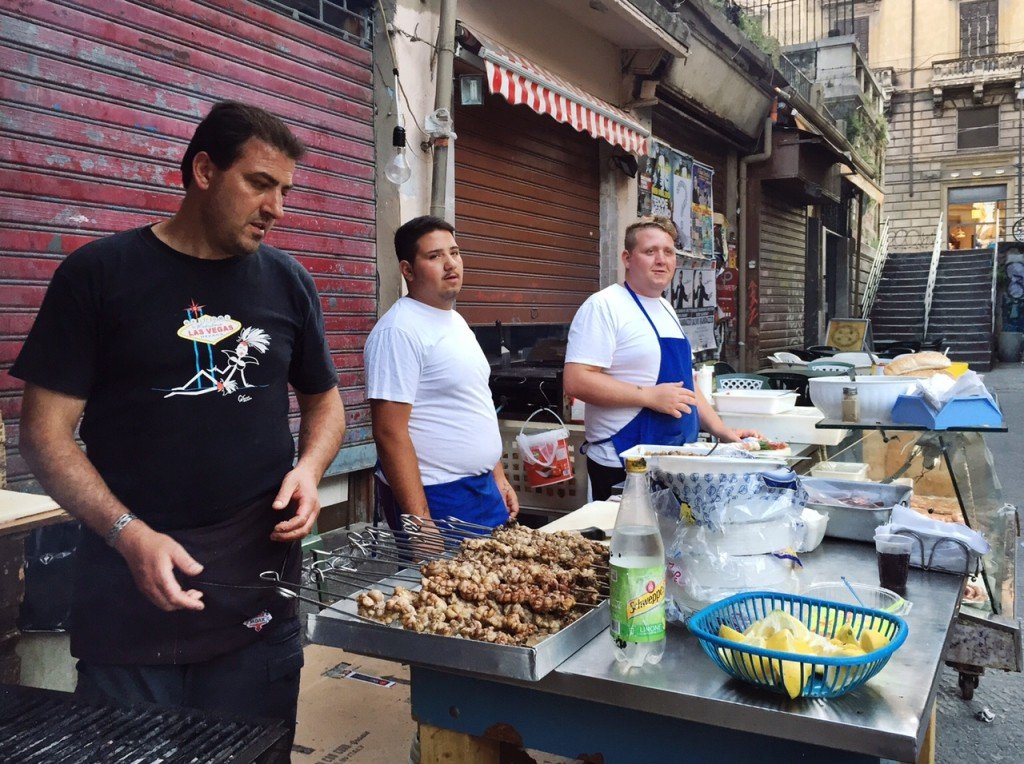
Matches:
[453,94,601,326]
[0,0,376,487]
[759,192,808,361]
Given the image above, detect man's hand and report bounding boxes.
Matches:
[116,521,205,612]
[496,476,520,520]
[731,428,765,441]
[642,382,698,418]
[270,464,321,542]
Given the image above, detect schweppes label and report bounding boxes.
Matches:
[610,564,666,644]
[627,581,666,619]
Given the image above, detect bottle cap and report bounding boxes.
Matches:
[842,387,858,396]
[624,456,648,473]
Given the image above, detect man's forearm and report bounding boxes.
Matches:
[695,389,739,441]
[295,389,346,482]
[376,435,431,518]
[21,432,132,539]
[564,366,649,408]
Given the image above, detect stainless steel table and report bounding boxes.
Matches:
[409,539,963,763]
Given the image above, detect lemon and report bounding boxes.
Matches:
[777,659,807,699]
[859,628,890,653]
[835,623,858,645]
[738,636,771,683]
[718,624,746,643]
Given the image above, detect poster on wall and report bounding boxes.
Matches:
[692,162,715,258]
[677,308,717,352]
[669,257,718,351]
[637,140,694,253]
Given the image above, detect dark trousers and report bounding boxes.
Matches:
[587,457,626,502]
[75,616,303,763]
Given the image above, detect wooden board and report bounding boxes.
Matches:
[0,490,66,535]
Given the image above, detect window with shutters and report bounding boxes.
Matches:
[837,17,870,60]
[959,0,998,58]
[957,107,999,149]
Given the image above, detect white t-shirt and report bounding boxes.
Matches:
[566,283,688,467]
[365,297,502,485]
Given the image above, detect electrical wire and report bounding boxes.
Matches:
[375,0,431,142]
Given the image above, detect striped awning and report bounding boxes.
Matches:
[476,34,650,156]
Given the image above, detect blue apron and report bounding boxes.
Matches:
[591,283,700,464]
[423,472,509,528]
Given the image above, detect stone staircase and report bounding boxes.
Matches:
[869,249,994,369]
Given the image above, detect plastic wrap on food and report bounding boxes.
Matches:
[649,467,807,531]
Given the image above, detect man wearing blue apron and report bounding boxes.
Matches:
[564,217,760,501]
[365,216,519,532]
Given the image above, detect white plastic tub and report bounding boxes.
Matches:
[809,461,869,481]
[712,390,798,415]
[716,406,848,445]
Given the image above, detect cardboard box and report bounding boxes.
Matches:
[293,645,415,763]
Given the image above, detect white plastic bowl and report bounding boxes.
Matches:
[808,375,914,422]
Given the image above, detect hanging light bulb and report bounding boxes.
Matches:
[385,125,412,185]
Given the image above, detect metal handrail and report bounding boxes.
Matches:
[860,218,891,318]
[922,215,944,338]
[991,209,1001,335]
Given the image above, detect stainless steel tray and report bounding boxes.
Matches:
[306,572,609,682]
[802,477,912,541]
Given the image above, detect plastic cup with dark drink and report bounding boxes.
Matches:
[875,534,914,596]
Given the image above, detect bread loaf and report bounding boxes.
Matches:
[883,351,951,376]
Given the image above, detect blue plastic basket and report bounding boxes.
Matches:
[688,591,909,699]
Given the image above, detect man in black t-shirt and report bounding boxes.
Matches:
[12,102,346,761]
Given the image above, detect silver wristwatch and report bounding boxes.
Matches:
[104,512,138,547]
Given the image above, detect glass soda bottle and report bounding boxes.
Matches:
[610,456,666,667]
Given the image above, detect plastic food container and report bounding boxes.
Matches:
[802,582,912,617]
[808,376,914,423]
[688,591,909,699]
[797,507,828,553]
[712,390,798,415]
[801,477,911,541]
[809,461,869,482]
[716,406,848,446]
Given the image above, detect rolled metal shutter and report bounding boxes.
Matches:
[0,0,375,488]
[759,193,808,360]
[454,94,601,326]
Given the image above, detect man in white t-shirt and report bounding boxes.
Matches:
[365,216,519,530]
[564,217,758,500]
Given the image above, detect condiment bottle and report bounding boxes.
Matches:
[841,387,859,422]
[610,456,666,667]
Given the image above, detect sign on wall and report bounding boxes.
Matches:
[637,140,695,255]
[692,162,715,258]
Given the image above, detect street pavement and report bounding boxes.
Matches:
[934,363,1024,763]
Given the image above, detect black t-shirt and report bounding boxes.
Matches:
[11,226,338,664]
[12,225,337,529]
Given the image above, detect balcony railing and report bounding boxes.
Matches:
[932,52,1024,89]
[730,0,857,49]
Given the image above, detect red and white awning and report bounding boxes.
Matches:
[476,35,650,156]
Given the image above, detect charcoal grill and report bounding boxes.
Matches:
[0,683,287,763]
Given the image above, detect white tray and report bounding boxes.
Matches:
[716,406,848,446]
[713,390,798,415]
[619,444,786,475]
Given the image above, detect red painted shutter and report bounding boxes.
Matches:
[454,94,601,326]
[0,0,375,489]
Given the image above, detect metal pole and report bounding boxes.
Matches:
[1017,65,1022,215]
[429,0,457,222]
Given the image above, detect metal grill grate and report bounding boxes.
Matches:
[0,685,286,764]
